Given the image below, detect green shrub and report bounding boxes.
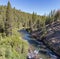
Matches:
[0,30,29,59]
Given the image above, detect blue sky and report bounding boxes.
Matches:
[0,0,60,15]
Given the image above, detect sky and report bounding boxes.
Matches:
[0,0,60,15]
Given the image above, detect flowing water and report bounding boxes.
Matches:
[19,29,59,59]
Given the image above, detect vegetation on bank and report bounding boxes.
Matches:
[0,1,29,59]
[0,29,29,59]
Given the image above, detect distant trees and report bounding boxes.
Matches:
[45,10,56,25]
[54,10,60,21]
[32,12,36,24]
[31,12,37,30]
[0,1,60,37]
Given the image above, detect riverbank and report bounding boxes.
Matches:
[25,21,60,58]
[20,29,59,59]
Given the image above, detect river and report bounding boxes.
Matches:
[19,29,60,59]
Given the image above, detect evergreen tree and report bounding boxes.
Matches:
[5,1,13,36]
[36,19,40,29]
[55,10,60,21]
[0,15,4,33]
[31,12,37,30]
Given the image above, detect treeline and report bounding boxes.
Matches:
[0,1,60,37]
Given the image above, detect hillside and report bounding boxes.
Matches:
[0,5,42,30]
[45,21,60,56]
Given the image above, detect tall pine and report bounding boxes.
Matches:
[5,1,13,36]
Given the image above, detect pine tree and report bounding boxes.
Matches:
[32,12,36,24]
[31,12,37,30]
[5,1,13,36]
